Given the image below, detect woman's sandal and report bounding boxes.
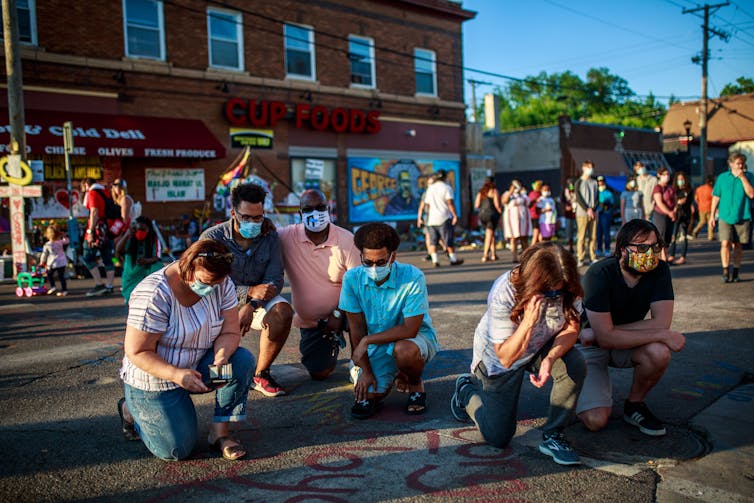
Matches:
[209,435,247,461]
[117,398,140,441]
[405,391,427,415]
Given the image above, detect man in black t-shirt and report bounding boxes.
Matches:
[575,219,685,436]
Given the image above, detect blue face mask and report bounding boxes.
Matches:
[189,279,216,297]
[365,263,392,282]
[238,220,262,239]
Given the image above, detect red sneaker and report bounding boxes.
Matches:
[253,370,286,397]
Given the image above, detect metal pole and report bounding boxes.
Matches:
[2,0,25,160]
[62,122,79,259]
[700,5,709,177]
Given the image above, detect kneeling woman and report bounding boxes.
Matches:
[118,239,255,461]
[451,242,585,466]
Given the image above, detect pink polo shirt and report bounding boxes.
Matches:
[279,223,361,328]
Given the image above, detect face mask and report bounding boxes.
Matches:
[598,185,606,192]
[541,191,551,197]
[365,262,392,282]
[134,230,148,241]
[660,175,670,184]
[189,279,216,297]
[625,247,659,274]
[302,209,330,233]
[238,220,262,239]
[584,168,593,177]
[628,181,636,189]
[637,167,647,176]
[677,179,685,187]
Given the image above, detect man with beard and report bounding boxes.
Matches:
[575,219,685,436]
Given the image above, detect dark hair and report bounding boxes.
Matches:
[656,166,670,177]
[478,177,497,198]
[728,151,746,164]
[705,175,715,184]
[614,219,663,256]
[231,183,267,208]
[82,177,96,187]
[354,222,401,252]
[509,242,582,325]
[126,216,157,259]
[178,239,233,283]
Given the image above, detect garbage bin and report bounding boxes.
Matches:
[0,257,12,280]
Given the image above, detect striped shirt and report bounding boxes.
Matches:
[119,267,238,391]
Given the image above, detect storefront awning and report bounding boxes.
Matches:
[0,109,225,159]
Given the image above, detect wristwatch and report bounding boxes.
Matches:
[332,309,342,320]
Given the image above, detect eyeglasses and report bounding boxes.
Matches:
[236,211,264,223]
[196,251,234,263]
[361,253,392,268]
[301,204,328,213]
[543,289,564,299]
[627,242,662,254]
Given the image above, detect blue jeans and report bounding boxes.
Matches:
[596,212,613,254]
[124,347,255,461]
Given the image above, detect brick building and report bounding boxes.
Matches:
[0,0,475,234]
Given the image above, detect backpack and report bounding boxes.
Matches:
[94,189,122,219]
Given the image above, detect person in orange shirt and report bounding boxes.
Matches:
[692,175,715,240]
[278,189,361,380]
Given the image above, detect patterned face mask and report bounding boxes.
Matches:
[625,247,659,274]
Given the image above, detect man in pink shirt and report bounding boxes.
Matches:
[279,189,361,380]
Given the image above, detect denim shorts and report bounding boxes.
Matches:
[83,238,115,271]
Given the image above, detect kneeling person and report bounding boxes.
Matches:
[339,222,439,419]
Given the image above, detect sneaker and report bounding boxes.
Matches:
[623,400,666,436]
[253,370,286,397]
[46,287,57,295]
[450,258,464,266]
[723,274,731,284]
[450,374,473,423]
[351,398,380,419]
[105,286,114,295]
[57,291,68,297]
[85,284,107,297]
[433,262,440,267]
[539,432,581,465]
[423,254,432,262]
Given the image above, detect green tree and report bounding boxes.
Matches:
[720,77,754,96]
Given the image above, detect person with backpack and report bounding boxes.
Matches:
[81,177,121,296]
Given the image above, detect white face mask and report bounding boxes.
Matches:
[637,167,647,176]
[583,168,593,177]
[541,191,551,197]
[302,209,330,233]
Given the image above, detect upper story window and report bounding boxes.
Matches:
[284,23,315,80]
[207,8,243,70]
[348,35,375,88]
[123,0,165,60]
[414,48,437,96]
[0,0,37,45]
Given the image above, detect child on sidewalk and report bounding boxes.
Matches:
[39,224,69,296]
[536,183,558,241]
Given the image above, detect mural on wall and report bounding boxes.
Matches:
[28,182,89,220]
[348,157,460,223]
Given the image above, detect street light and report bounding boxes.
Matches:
[683,119,692,141]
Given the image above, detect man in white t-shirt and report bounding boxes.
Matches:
[417,170,464,267]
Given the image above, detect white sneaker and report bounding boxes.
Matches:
[46,287,57,295]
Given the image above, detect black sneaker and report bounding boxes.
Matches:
[433,262,440,268]
[539,432,581,465]
[105,286,114,295]
[723,273,731,284]
[450,259,464,266]
[623,400,666,436]
[450,374,472,423]
[351,398,380,419]
[86,284,107,297]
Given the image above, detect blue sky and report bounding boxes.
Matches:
[462,0,754,108]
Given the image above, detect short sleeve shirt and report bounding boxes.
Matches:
[583,257,673,327]
[652,184,676,212]
[119,268,238,391]
[339,261,439,356]
[424,181,454,226]
[84,184,107,232]
[472,271,582,375]
[713,171,754,224]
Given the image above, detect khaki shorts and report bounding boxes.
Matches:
[575,344,635,414]
[718,220,750,245]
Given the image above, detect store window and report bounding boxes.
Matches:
[207,8,243,70]
[0,0,36,44]
[414,48,436,96]
[123,0,165,60]
[290,157,337,219]
[348,35,375,88]
[285,23,315,80]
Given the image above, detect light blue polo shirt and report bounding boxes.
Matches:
[339,261,438,356]
[713,170,754,224]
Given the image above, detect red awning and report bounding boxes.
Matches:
[0,109,226,159]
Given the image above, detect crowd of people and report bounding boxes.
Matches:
[26,152,752,465]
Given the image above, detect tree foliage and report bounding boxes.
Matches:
[488,68,666,131]
[720,77,754,96]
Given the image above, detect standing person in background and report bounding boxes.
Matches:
[81,178,116,296]
[562,178,577,253]
[39,224,69,297]
[417,170,464,267]
[692,175,715,240]
[536,183,557,241]
[668,171,693,265]
[651,168,677,262]
[620,177,644,226]
[475,176,503,262]
[501,179,530,263]
[528,180,543,245]
[710,152,754,283]
[595,176,615,258]
[115,216,163,304]
[634,161,657,222]
[575,161,599,266]
[111,179,134,228]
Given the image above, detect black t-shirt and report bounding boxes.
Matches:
[583,257,674,326]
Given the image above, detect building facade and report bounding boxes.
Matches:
[0,0,474,233]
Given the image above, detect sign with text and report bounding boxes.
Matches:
[230,128,273,149]
[146,168,205,202]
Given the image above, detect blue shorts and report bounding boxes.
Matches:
[427,219,455,248]
[83,238,115,271]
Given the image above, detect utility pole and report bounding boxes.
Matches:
[683,2,729,178]
[467,79,491,123]
[2,0,25,159]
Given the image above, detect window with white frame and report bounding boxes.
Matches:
[414,48,436,96]
[0,0,36,44]
[207,8,243,70]
[284,23,315,80]
[123,0,165,60]
[348,35,375,88]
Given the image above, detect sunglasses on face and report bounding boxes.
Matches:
[301,204,328,213]
[196,251,234,264]
[627,242,662,254]
[361,253,392,268]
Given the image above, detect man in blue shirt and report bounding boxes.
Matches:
[709,152,754,283]
[339,222,439,419]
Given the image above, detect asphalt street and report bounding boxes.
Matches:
[0,236,752,502]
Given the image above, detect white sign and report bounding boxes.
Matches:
[305,158,325,180]
[146,168,205,202]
